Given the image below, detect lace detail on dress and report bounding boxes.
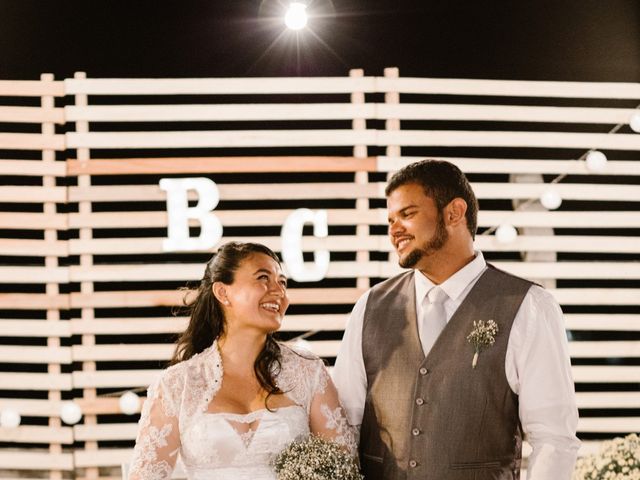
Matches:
[276,345,325,411]
[320,404,359,455]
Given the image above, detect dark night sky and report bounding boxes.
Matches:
[0,0,639,81]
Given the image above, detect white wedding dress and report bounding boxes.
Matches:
[128,342,357,480]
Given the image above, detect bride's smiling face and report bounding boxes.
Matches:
[215,252,289,334]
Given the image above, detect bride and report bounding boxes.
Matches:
[128,242,357,479]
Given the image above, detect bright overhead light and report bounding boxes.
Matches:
[586,150,607,172]
[284,2,308,30]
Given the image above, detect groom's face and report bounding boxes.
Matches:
[387,183,448,269]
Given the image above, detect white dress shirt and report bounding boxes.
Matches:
[333,251,580,480]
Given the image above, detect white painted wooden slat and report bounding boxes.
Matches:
[66,129,377,149]
[379,156,640,176]
[565,314,640,331]
[377,104,639,124]
[0,425,73,444]
[576,392,640,409]
[0,451,73,470]
[64,77,377,95]
[379,130,640,150]
[0,79,65,97]
[66,103,375,121]
[0,186,67,203]
[550,289,640,305]
[66,181,640,202]
[0,266,68,283]
[74,423,138,442]
[578,417,640,433]
[0,373,72,390]
[0,320,71,337]
[0,346,71,363]
[72,370,161,388]
[70,318,187,335]
[73,448,131,468]
[376,77,640,99]
[572,366,640,382]
[0,239,67,257]
[0,133,65,150]
[569,341,640,358]
[0,106,65,123]
[65,209,640,229]
[0,159,67,176]
[72,344,174,362]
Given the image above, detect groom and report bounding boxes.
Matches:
[333,160,580,479]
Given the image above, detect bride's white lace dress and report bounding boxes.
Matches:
[128,341,357,479]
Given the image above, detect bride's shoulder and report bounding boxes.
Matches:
[279,341,322,366]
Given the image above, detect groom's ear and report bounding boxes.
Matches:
[445,198,468,228]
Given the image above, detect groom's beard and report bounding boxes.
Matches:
[399,212,448,269]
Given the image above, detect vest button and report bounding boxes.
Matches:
[409,460,418,468]
[412,428,421,436]
[415,397,424,406]
[419,367,428,375]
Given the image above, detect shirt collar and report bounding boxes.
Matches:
[414,251,487,303]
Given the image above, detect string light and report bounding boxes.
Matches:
[119,391,141,415]
[630,111,640,133]
[585,150,608,172]
[540,189,562,210]
[495,224,518,244]
[60,401,82,425]
[284,2,308,30]
[0,408,21,428]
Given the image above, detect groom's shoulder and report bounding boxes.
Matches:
[369,269,414,294]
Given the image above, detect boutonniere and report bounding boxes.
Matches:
[466,320,498,368]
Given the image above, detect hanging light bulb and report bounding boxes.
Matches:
[0,408,21,428]
[495,224,518,244]
[630,112,640,133]
[585,150,607,172]
[540,189,562,210]
[284,2,308,30]
[119,391,141,415]
[60,401,82,425]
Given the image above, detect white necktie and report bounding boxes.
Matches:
[420,286,449,356]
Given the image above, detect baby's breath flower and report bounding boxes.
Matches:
[573,433,640,480]
[466,319,498,368]
[274,434,363,480]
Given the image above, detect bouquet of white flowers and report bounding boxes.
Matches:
[274,434,363,480]
[573,433,640,480]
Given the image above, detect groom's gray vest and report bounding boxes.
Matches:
[359,265,532,480]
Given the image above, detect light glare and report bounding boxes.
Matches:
[285,2,308,30]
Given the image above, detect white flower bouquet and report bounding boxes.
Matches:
[274,434,363,480]
[573,433,640,480]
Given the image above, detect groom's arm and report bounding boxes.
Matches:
[507,286,580,480]
[332,290,370,427]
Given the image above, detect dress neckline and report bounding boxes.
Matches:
[204,404,303,421]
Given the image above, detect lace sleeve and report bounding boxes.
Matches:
[308,361,359,456]
[128,375,181,480]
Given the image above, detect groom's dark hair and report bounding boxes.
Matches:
[385,159,479,239]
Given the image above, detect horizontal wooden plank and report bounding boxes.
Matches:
[572,365,640,382]
[64,76,376,95]
[0,450,73,470]
[69,288,364,308]
[66,129,377,149]
[65,209,640,229]
[0,372,72,390]
[0,106,65,124]
[72,344,174,362]
[66,261,640,283]
[377,104,640,124]
[73,448,131,468]
[377,77,640,99]
[380,156,640,176]
[0,212,67,230]
[74,423,137,441]
[0,239,68,257]
[0,399,67,417]
[0,133,65,150]
[72,369,160,388]
[569,341,640,358]
[0,293,69,309]
[0,320,70,337]
[578,417,640,433]
[576,392,640,409]
[379,130,640,150]
[0,425,73,444]
[66,181,640,203]
[0,345,71,363]
[66,156,376,175]
[67,235,640,256]
[0,266,68,283]
[0,186,67,203]
[565,314,640,331]
[0,79,65,97]
[66,103,375,122]
[0,159,67,176]
[550,288,640,305]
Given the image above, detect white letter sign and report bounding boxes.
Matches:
[160,177,222,252]
[281,208,329,282]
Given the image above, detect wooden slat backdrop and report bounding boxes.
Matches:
[0,70,638,478]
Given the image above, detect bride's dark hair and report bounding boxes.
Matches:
[170,241,283,398]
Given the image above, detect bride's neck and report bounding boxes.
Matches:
[218,330,266,373]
